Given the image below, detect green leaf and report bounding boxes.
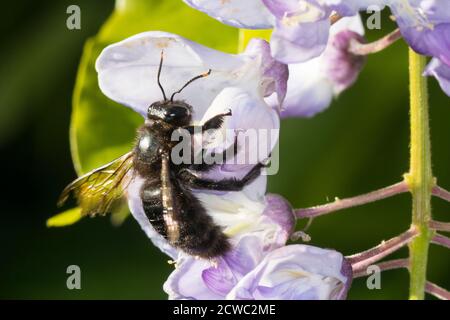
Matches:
[238,29,272,52]
[71,0,239,175]
[46,208,83,227]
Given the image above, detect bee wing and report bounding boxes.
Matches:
[160,154,180,243]
[58,152,135,217]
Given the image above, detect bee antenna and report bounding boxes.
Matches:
[170,69,211,102]
[157,50,168,101]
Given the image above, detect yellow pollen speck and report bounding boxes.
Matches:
[156,41,169,49]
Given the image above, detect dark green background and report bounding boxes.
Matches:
[1,1,449,299]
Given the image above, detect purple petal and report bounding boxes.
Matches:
[262,194,295,245]
[202,235,265,296]
[390,1,450,66]
[271,17,331,64]
[326,0,386,16]
[163,192,297,300]
[165,234,266,300]
[424,58,450,97]
[226,245,353,300]
[224,235,265,276]
[336,257,353,300]
[263,0,344,64]
[202,259,237,297]
[400,23,450,66]
[416,0,450,23]
[323,30,366,94]
[262,0,304,19]
[164,256,225,299]
[244,38,289,106]
[269,15,365,118]
[183,0,274,28]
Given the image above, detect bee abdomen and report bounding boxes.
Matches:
[142,201,167,236]
[179,219,230,259]
[140,179,231,259]
[174,191,230,259]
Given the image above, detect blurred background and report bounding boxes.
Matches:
[1,0,449,299]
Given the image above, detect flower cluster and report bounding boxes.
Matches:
[91,0,450,301]
[164,194,352,300]
[184,0,450,98]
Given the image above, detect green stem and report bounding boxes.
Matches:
[406,49,434,300]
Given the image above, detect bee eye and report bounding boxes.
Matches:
[165,105,190,122]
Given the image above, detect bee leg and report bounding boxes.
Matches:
[183,109,232,134]
[178,160,267,191]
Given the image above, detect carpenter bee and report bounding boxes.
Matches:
[58,52,266,258]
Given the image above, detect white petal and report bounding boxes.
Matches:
[201,86,279,164]
[96,31,258,121]
[196,191,290,251]
[279,57,334,117]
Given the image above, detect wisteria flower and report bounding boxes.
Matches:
[267,15,366,117]
[48,0,450,303]
[95,31,353,301]
[96,31,287,258]
[184,0,352,63]
[164,235,271,299]
[379,1,450,97]
[163,193,351,300]
[162,194,296,299]
[227,244,353,300]
[184,1,450,65]
[387,0,450,67]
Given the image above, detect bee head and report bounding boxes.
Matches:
[147,101,192,127]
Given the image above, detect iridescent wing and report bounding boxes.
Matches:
[58,152,135,217]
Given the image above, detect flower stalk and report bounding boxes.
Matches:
[406,49,434,300]
[429,220,450,232]
[295,181,408,219]
[353,258,409,278]
[431,233,450,249]
[425,281,450,300]
[432,185,450,202]
[349,28,402,56]
[347,227,418,272]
